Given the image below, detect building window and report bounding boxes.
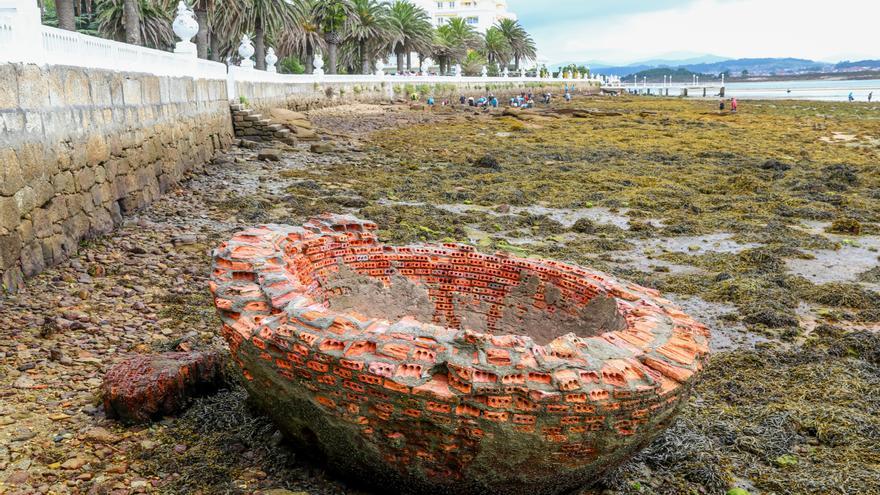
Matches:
[466,16,478,24]
[448,2,456,8]
[437,2,443,8]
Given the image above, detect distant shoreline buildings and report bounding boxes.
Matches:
[410,0,517,34]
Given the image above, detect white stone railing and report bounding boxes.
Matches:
[2,0,600,101]
[1,0,226,79]
[39,25,227,79]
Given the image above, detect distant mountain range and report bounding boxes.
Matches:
[555,55,880,78]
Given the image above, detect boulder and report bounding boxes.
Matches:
[268,108,313,131]
[293,128,319,141]
[268,108,308,123]
[102,351,224,424]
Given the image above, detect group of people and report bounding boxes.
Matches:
[848,91,873,102]
[420,89,574,109]
[458,94,500,108]
[719,97,739,113]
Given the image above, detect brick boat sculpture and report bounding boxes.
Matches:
[210,215,709,495]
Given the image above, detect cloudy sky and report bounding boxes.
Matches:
[508,0,880,65]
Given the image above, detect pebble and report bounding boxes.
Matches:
[13,375,35,389]
[60,457,87,470]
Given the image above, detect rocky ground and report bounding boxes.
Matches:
[2,98,879,494]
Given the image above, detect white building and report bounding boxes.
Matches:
[411,0,517,33]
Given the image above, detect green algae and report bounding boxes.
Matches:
[135,97,880,494]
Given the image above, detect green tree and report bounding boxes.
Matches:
[241,0,299,70]
[461,49,486,77]
[495,18,535,70]
[432,18,478,74]
[96,0,172,49]
[482,26,510,67]
[387,0,432,73]
[345,0,393,74]
[311,0,353,74]
[278,0,325,73]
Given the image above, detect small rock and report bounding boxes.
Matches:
[309,143,334,154]
[61,457,88,470]
[13,374,35,389]
[10,427,36,442]
[258,149,282,162]
[5,471,29,485]
[84,427,120,444]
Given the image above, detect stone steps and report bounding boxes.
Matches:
[230,105,297,145]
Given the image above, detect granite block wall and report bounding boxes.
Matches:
[0,63,234,291]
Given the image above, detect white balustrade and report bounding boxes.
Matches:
[0,0,599,102]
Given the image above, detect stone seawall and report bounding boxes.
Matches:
[0,63,233,291]
[235,79,597,113]
[0,62,598,291]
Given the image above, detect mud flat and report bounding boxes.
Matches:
[1,98,879,494]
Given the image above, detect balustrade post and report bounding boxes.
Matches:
[0,0,45,64]
[172,1,198,58]
[266,47,278,73]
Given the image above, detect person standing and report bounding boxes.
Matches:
[848,92,854,102]
[869,92,873,102]
[731,98,738,113]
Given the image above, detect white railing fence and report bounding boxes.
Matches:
[1,0,601,102]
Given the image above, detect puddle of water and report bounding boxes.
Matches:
[636,233,760,255]
[786,221,880,289]
[665,294,768,351]
[508,205,632,230]
[614,233,760,276]
[378,200,638,230]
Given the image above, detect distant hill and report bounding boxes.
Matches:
[587,57,832,78]
[630,67,712,83]
[835,59,880,70]
[682,58,827,75]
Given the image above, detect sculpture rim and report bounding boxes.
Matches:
[210,214,711,495]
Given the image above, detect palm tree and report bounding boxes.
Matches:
[209,0,246,61]
[123,0,142,44]
[461,49,486,77]
[278,0,324,73]
[387,0,432,73]
[432,18,478,74]
[482,26,510,67]
[345,0,393,74]
[253,0,300,70]
[496,18,535,71]
[311,0,352,74]
[57,0,77,31]
[193,0,212,59]
[96,0,172,49]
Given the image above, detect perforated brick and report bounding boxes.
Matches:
[210,214,710,495]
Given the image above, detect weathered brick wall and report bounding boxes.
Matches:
[0,63,233,291]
